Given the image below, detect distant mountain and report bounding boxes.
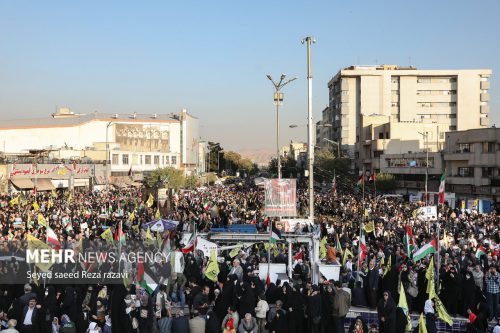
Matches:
[238,148,274,166]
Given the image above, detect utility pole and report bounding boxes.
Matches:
[302,36,316,222]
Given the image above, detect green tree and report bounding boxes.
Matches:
[147,167,185,189]
[314,150,350,183]
[266,156,298,178]
[222,151,242,175]
[185,175,198,189]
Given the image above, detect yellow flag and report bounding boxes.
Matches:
[342,247,353,267]
[146,228,154,245]
[26,234,54,272]
[37,213,47,227]
[155,209,161,220]
[205,250,220,282]
[320,237,327,260]
[51,189,58,198]
[47,199,53,209]
[156,232,162,248]
[419,313,427,333]
[100,228,114,244]
[363,220,375,233]
[27,213,32,226]
[364,208,369,217]
[9,196,19,206]
[33,201,40,211]
[229,245,243,258]
[68,193,73,203]
[426,259,453,327]
[273,245,280,257]
[398,282,413,331]
[146,194,154,208]
[128,211,135,221]
[383,255,392,277]
[131,224,139,233]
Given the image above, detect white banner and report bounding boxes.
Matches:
[196,236,218,257]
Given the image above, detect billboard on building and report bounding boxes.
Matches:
[114,123,171,153]
[264,179,297,217]
[182,113,199,165]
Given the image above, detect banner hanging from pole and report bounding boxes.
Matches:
[264,179,297,217]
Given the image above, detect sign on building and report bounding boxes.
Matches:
[264,179,297,217]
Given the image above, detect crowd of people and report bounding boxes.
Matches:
[0,178,498,333]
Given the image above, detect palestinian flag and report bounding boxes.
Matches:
[137,262,158,294]
[439,173,446,204]
[476,244,486,259]
[412,238,437,262]
[369,171,376,183]
[114,221,126,244]
[404,225,415,258]
[357,174,365,187]
[46,227,61,249]
[270,226,281,243]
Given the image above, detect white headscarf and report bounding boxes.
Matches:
[424,299,434,314]
[88,322,99,333]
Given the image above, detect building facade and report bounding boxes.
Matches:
[320,65,492,171]
[444,128,500,206]
[0,108,200,191]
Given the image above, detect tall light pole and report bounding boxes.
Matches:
[105,121,114,189]
[418,131,429,205]
[302,36,315,221]
[267,74,297,179]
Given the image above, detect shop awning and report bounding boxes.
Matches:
[35,178,55,191]
[10,178,35,189]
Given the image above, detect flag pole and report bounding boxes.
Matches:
[267,218,272,285]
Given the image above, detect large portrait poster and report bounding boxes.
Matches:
[264,179,297,217]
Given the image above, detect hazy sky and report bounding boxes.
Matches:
[1,0,499,151]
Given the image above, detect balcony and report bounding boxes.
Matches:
[443,152,472,161]
[447,176,475,185]
[371,139,386,151]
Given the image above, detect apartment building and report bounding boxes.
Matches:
[444,127,500,207]
[320,65,492,172]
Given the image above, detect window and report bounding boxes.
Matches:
[457,143,472,153]
[374,151,383,158]
[386,132,390,139]
[145,155,151,165]
[165,156,170,165]
[171,156,177,165]
[140,155,143,165]
[379,133,384,139]
[482,142,495,153]
[482,167,494,178]
[122,154,129,165]
[449,114,457,119]
[162,156,165,165]
[417,90,431,95]
[458,167,474,177]
[112,154,119,165]
[391,77,400,83]
[391,90,399,95]
[417,77,431,83]
[391,102,399,107]
[449,126,457,131]
[154,155,160,165]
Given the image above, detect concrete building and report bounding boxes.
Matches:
[444,127,500,207]
[0,108,200,189]
[320,65,492,171]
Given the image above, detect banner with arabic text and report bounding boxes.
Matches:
[264,179,297,217]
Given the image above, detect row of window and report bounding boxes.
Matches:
[112,154,177,166]
[417,90,457,95]
[417,77,457,83]
[419,102,457,107]
[455,142,499,153]
[456,167,497,178]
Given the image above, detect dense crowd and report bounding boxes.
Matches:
[0,179,498,333]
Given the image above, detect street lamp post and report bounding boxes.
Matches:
[418,131,429,205]
[266,74,297,179]
[302,36,315,221]
[105,122,114,189]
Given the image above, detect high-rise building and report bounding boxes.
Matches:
[320,65,492,172]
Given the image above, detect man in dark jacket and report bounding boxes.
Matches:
[351,281,367,307]
[20,297,40,333]
[332,281,351,333]
[367,259,379,309]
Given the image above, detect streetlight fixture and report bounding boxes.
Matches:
[267,74,297,179]
[323,138,341,158]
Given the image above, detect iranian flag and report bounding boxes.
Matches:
[476,244,486,259]
[412,238,437,262]
[202,200,211,211]
[293,249,303,261]
[182,235,196,254]
[404,225,415,258]
[332,176,337,196]
[439,173,446,204]
[137,262,158,294]
[46,226,61,249]
[358,233,367,268]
